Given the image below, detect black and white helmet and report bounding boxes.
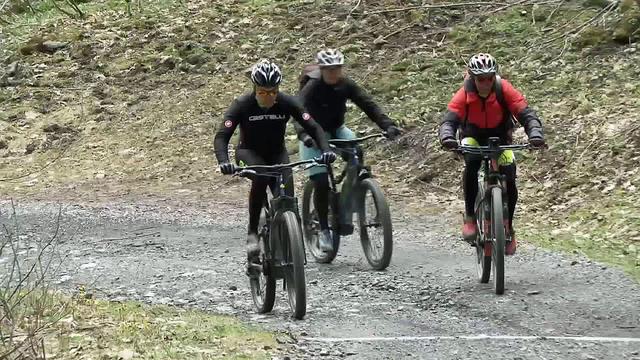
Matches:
[467,53,498,75]
[316,49,344,67]
[250,59,282,87]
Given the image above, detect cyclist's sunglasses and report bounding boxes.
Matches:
[256,89,278,96]
[473,74,495,83]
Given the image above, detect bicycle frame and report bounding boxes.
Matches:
[236,159,319,278]
[326,133,384,228]
[458,137,530,243]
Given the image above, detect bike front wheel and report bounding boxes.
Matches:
[475,181,491,283]
[357,178,393,271]
[281,211,307,320]
[491,186,506,295]
[249,205,276,313]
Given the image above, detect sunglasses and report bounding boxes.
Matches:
[474,74,495,83]
[256,89,278,96]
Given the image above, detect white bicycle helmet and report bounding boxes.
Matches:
[316,49,345,67]
[250,59,282,87]
[467,53,498,75]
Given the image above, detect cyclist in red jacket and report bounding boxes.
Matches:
[439,53,545,255]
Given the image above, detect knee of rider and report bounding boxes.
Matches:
[464,158,482,173]
[498,150,516,167]
[502,164,517,181]
[461,137,479,147]
[252,177,270,191]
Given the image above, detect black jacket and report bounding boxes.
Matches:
[295,73,394,139]
[214,92,330,164]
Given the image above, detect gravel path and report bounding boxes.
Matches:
[2,196,638,360]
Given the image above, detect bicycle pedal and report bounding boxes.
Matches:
[246,261,261,277]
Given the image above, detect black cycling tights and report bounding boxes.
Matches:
[310,145,364,231]
[463,159,517,225]
[310,173,330,230]
[236,148,293,235]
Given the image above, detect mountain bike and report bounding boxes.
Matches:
[302,133,393,271]
[454,137,532,295]
[235,159,320,319]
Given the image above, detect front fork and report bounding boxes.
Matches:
[336,153,362,233]
[477,160,510,255]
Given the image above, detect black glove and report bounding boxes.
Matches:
[320,151,337,165]
[219,162,235,175]
[302,135,316,148]
[385,125,402,140]
[441,138,458,150]
[529,136,545,148]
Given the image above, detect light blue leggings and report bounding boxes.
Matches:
[299,125,356,177]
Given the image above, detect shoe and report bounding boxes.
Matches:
[505,222,517,256]
[462,215,477,243]
[246,233,260,261]
[319,229,334,252]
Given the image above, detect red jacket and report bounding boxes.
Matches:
[447,78,528,130]
[439,77,544,144]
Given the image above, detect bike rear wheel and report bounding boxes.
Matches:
[281,211,307,320]
[357,178,393,271]
[475,182,491,283]
[302,180,340,263]
[249,204,276,313]
[491,187,506,295]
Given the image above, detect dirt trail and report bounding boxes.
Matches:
[2,196,638,359]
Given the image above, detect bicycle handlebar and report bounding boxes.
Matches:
[329,133,386,147]
[454,143,532,155]
[233,158,323,179]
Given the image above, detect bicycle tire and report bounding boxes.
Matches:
[249,205,276,313]
[357,178,393,271]
[302,180,340,263]
[475,182,491,283]
[282,211,307,320]
[491,186,506,295]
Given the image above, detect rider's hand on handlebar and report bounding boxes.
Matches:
[320,151,337,165]
[384,125,402,140]
[441,138,459,150]
[302,135,316,148]
[219,162,236,175]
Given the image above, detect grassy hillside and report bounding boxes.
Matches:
[1,0,639,277]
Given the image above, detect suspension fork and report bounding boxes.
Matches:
[338,147,360,226]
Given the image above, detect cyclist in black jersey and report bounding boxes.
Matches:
[214,59,336,260]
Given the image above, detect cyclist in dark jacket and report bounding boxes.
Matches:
[295,49,402,252]
[214,59,336,260]
[439,53,545,255]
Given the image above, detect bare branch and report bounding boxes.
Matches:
[382,23,419,41]
[349,0,362,18]
[361,1,511,16]
[538,1,617,48]
[65,0,84,18]
[545,0,565,23]
[0,0,10,14]
[485,0,531,15]
[0,140,73,182]
[50,0,75,18]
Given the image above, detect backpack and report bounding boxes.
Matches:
[298,63,321,91]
